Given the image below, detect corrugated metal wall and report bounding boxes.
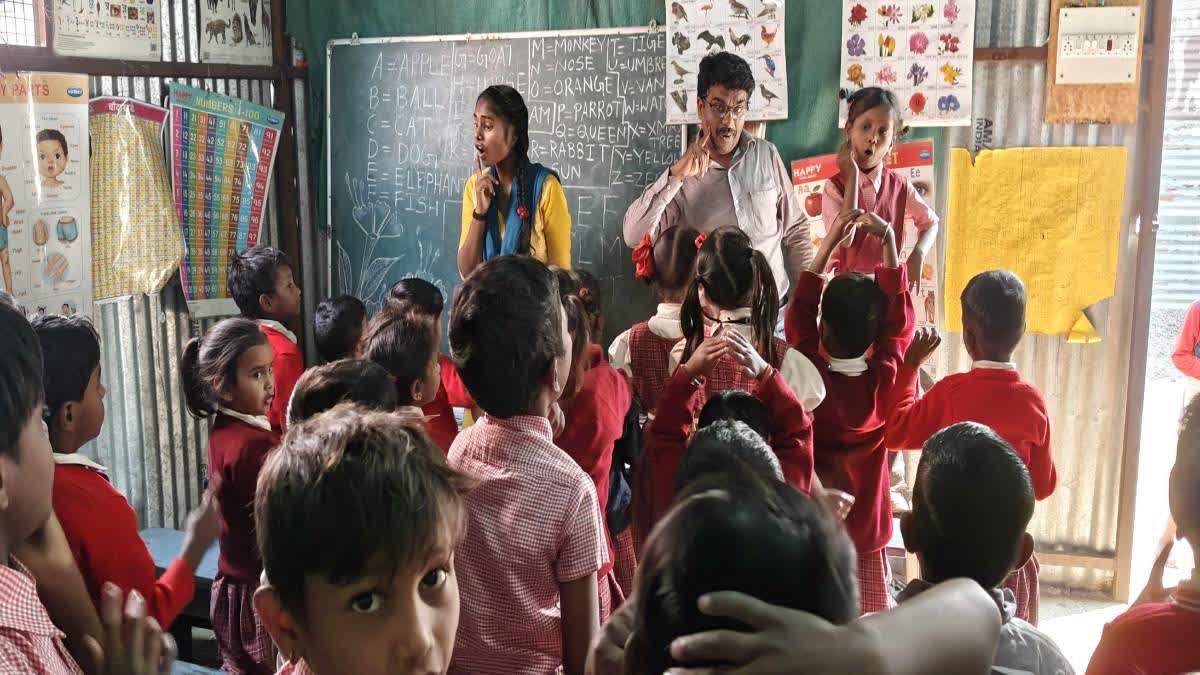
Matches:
[909,0,1147,591]
[78,0,290,529]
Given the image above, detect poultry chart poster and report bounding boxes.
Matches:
[839,0,974,127]
[53,0,161,61]
[200,0,274,66]
[665,0,788,124]
[168,84,284,317]
[791,140,939,333]
[0,73,93,320]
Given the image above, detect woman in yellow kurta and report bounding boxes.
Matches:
[457,85,572,278]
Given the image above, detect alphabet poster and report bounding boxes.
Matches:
[199,0,274,66]
[839,0,974,127]
[0,73,93,320]
[53,0,161,61]
[168,84,284,316]
[665,0,788,124]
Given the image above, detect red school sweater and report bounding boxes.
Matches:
[885,365,1056,500]
[53,461,194,628]
[784,264,914,554]
[634,366,815,535]
[1085,585,1200,675]
[422,354,475,452]
[207,414,280,581]
[259,322,304,434]
[557,358,632,578]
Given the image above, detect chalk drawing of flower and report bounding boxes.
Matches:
[849,3,867,26]
[338,172,406,308]
[876,65,898,85]
[909,31,930,54]
[847,63,866,86]
[908,63,929,86]
[943,0,959,23]
[847,33,866,57]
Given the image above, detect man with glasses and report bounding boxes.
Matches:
[623,51,811,304]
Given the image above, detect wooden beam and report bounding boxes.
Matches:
[1038,552,1117,572]
[269,0,306,354]
[974,46,1048,61]
[0,46,306,80]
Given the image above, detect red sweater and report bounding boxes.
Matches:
[422,354,475,452]
[634,366,815,535]
[207,414,279,581]
[885,365,1056,500]
[784,264,914,553]
[260,323,304,434]
[53,461,194,628]
[1173,301,1200,380]
[1085,586,1200,675]
[557,358,632,577]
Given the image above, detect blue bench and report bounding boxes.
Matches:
[139,528,218,664]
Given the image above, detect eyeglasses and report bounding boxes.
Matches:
[704,99,750,119]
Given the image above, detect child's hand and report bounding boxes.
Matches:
[727,330,769,380]
[1134,540,1176,606]
[836,140,860,184]
[549,402,566,439]
[826,208,863,250]
[181,491,220,572]
[682,334,732,379]
[817,487,855,520]
[906,249,924,292]
[587,600,636,675]
[84,585,176,675]
[854,211,893,240]
[904,326,942,369]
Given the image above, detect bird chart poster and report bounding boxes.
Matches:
[53,0,161,61]
[0,73,93,320]
[168,84,284,317]
[791,140,939,332]
[839,0,974,127]
[665,0,788,124]
[200,0,273,66]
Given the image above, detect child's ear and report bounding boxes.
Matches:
[259,293,274,316]
[54,402,75,435]
[253,585,301,663]
[410,379,424,404]
[1012,532,1034,572]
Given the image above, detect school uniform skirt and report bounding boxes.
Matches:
[857,549,897,615]
[1003,553,1040,626]
[598,568,626,623]
[612,526,639,597]
[212,574,276,675]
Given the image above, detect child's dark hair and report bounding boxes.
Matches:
[551,267,592,400]
[0,303,43,458]
[674,420,782,495]
[576,269,604,338]
[843,86,908,137]
[698,389,770,441]
[227,245,289,319]
[451,256,565,418]
[961,270,1026,359]
[1170,394,1200,535]
[180,317,269,418]
[697,51,755,100]
[287,360,398,425]
[386,277,444,318]
[681,227,779,365]
[31,315,100,424]
[256,405,470,619]
[910,422,1034,588]
[363,310,437,407]
[821,273,886,357]
[629,480,858,673]
[314,295,366,363]
[649,226,701,297]
[36,128,69,155]
[477,85,536,256]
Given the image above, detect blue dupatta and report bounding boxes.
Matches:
[482,162,557,260]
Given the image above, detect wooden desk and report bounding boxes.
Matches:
[139,528,218,664]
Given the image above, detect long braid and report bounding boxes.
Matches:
[515,157,534,256]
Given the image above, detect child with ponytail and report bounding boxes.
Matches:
[609,225,701,414]
[825,87,939,283]
[673,227,825,413]
[458,84,572,278]
[180,317,279,674]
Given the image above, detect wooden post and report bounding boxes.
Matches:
[269,0,306,351]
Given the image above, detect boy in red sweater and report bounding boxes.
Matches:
[228,245,304,434]
[33,314,220,630]
[1086,394,1200,675]
[784,208,914,615]
[886,270,1052,624]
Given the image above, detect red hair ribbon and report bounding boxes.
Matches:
[632,233,655,281]
[694,232,708,250]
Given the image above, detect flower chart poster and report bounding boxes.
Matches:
[839,0,974,126]
[200,0,273,66]
[53,0,161,61]
[169,84,284,317]
[665,0,788,124]
[791,140,938,333]
[0,73,93,319]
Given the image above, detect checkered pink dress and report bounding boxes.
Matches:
[0,557,84,674]
[857,549,897,615]
[448,415,608,675]
[1003,552,1040,625]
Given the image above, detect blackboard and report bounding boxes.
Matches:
[326,27,678,346]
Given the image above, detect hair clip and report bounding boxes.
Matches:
[694,232,708,250]
[516,205,530,220]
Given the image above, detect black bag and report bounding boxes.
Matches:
[605,392,645,535]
